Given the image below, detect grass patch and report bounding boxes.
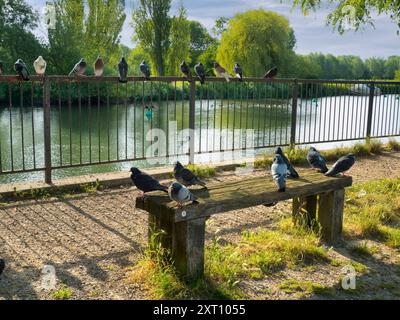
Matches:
[254,139,392,169]
[387,139,400,151]
[344,178,400,248]
[348,242,380,258]
[368,139,384,154]
[127,217,330,299]
[80,179,102,194]
[53,286,73,300]
[185,164,216,179]
[279,279,336,298]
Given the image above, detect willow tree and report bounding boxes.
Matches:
[132,0,172,76]
[166,5,190,75]
[216,10,295,77]
[291,0,400,34]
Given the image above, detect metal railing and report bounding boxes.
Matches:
[0,75,399,183]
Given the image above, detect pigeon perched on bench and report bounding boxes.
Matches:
[271,154,287,192]
[325,154,355,176]
[275,147,299,178]
[307,147,328,173]
[174,161,206,188]
[0,258,4,276]
[168,182,198,208]
[130,167,168,198]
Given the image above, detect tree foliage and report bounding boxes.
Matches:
[291,0,400,34]
[216,10,295,77]
[47,0,126,74]
[0,0,42,72]
[132,0,172,76]
[166,5,191,75]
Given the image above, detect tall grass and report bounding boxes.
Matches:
[344,178,400,248]
[254,139,391,168]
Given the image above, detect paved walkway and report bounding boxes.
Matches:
[0,152,399,299]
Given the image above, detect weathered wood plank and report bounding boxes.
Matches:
[317,189,345,244]
[136,170,352,223]
[172,217,207,278]
[292,195,317,227]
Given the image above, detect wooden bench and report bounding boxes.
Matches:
[135,171,352,278]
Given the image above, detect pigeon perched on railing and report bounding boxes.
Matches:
[0,62,4,75]
[118,57,128,83]
[234,62,243,82]
[174,161,206,187]
[69,58,87,76]
[271,154,287,192]
[0,258,5,276]
[325,154,355,176]
[264,67,278,79]
[168,182,198,208]
[195,62,206,85]
[307,147,328,173]
[94,56,104,77]
[14,59,29,81]
[275,146,299,178]
[130,167,168,198]
[214,61,230,82]
[33,56,47,76]
[140,60,151,80]
[180,61,192,80]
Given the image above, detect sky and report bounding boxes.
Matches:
[29,0,400,59]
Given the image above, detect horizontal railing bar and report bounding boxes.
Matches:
[1,75,399,86]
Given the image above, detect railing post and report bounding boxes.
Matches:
[43,77,52,184]
[290,79,299,147]
[189,79,196,164]
[366,82,375,139]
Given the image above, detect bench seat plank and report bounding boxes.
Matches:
[136,170,352,223]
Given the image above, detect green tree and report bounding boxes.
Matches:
[216,9,295,77]
[47,0,126,74]
[291,0,400,34]
[47,0,85,74]
[0,0,43,73]
[365,57,386,79]
[84,0,126,64]
[166,5,191,75]
[132,0,172,76]
[395,70,400,80]
[189,21,215,67]
[384,56,400,79]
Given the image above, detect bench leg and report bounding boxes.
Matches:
[317,189,344,244]
[292,195,317,227]
[172,217,207,279]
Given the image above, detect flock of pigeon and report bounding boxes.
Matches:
[130,161,205,208]
[130,148,355,208]
[0,56,278,84]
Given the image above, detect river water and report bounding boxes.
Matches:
[0,94,399,183]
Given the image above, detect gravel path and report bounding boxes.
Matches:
[0,152,399,300]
